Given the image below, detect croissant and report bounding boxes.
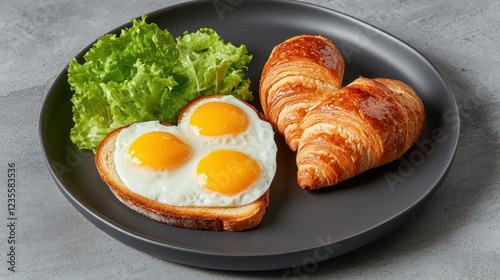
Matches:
[296,77,426,190]
[259,34,345,151]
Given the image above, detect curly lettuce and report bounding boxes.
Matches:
[67,15,253,151]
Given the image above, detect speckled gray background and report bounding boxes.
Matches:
[1,0,499,279]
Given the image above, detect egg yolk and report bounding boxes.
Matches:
[190,101,249,136]
[128,131,190,170]
[197,150,260,195]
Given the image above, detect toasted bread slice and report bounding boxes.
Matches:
[95,125,269,231]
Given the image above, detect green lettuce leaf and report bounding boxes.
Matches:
[67,15,252,152]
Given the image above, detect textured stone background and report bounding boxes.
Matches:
[1,0,499,279]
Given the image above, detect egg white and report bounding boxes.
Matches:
[113,95,277,207]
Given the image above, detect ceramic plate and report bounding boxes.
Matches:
[40,0,459,271]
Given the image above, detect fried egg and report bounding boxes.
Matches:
[113,95,277,207]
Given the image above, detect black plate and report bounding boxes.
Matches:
[40,0,459,271]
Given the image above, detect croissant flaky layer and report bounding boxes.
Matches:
[296,77,425,190]
[259,34,345,151]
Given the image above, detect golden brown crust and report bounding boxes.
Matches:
[259,35,345,151]
[296,77,425,190]
[95,108,270,231]
[259,34,425,190]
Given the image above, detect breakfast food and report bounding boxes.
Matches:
[259,35,345,151]
[95,95,277,231]
[297,77,425,189]
[260,35,425,190]
[68,15,253,152]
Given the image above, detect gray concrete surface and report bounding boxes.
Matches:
[1,0,499,279]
